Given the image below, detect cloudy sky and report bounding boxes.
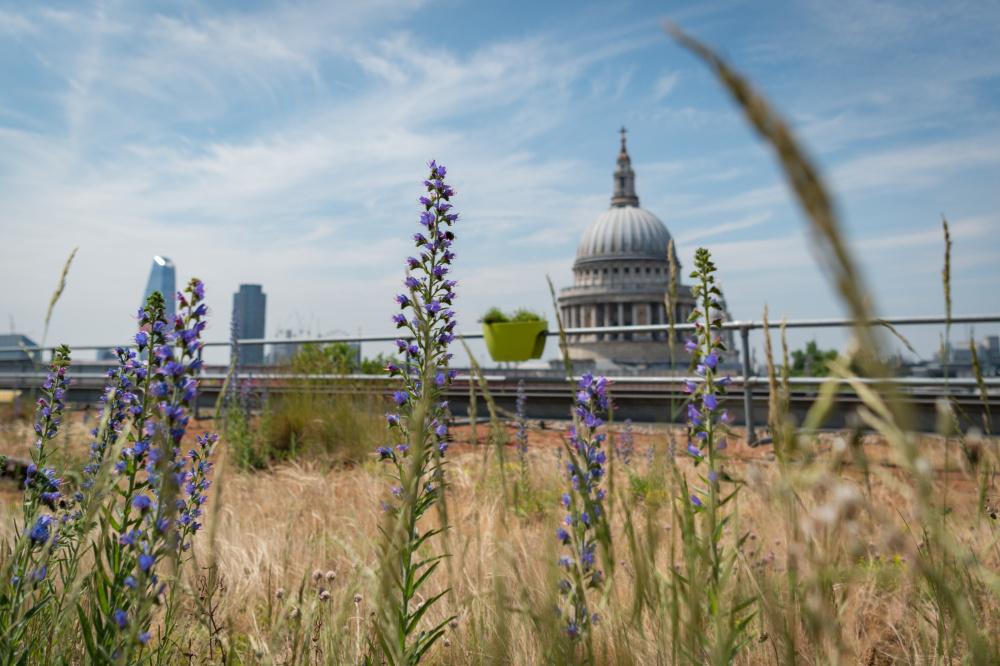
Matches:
[1,0,998,364]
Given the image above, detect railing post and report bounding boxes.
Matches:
[739,324,755,446]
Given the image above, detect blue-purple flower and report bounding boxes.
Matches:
[28,515,53,545]
[374,160,461,656]
[556,372,610,642]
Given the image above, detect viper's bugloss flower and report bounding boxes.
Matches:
[556,372,609,642]
[615,419,634,466]
[72,281,220,656]
[29,515,52,545]
[138,553,154,572]
[377,161,460,656]
[515,380,529,474]
[685,249,730,460]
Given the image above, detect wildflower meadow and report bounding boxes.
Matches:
[0,27,998,666]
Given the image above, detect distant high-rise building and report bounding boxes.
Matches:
[232,284,267,366]
[142,256,177,318]
[987,335,999,363]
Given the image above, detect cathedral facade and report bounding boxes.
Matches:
[558,130,697,370]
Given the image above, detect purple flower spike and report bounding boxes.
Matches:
[378,161,461,645]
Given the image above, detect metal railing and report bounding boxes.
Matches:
[2,313,998,442]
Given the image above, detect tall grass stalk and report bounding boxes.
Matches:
[41,247,77,349]
[668,23,998,664]
[460,339,510,512]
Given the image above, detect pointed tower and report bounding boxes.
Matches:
[611,126,639,208]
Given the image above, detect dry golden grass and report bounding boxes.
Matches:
[213,428,1000,664]
[4,412,993,664]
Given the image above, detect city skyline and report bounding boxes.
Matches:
[1,1,998,361]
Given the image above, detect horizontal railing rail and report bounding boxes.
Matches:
[1,313,998,353]
[0,371,996,388]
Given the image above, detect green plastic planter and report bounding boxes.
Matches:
[482,321,548,362]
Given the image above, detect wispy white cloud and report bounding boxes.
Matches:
[0,1,663,349]
[654,71,679,100]
[0,0,998,361]
[676,211,772,243]
[0,8,35,35]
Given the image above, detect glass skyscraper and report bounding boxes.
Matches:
[142,256,176,318]
[232,284,267,366]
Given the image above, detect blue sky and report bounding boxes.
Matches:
[1,0,998,363]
